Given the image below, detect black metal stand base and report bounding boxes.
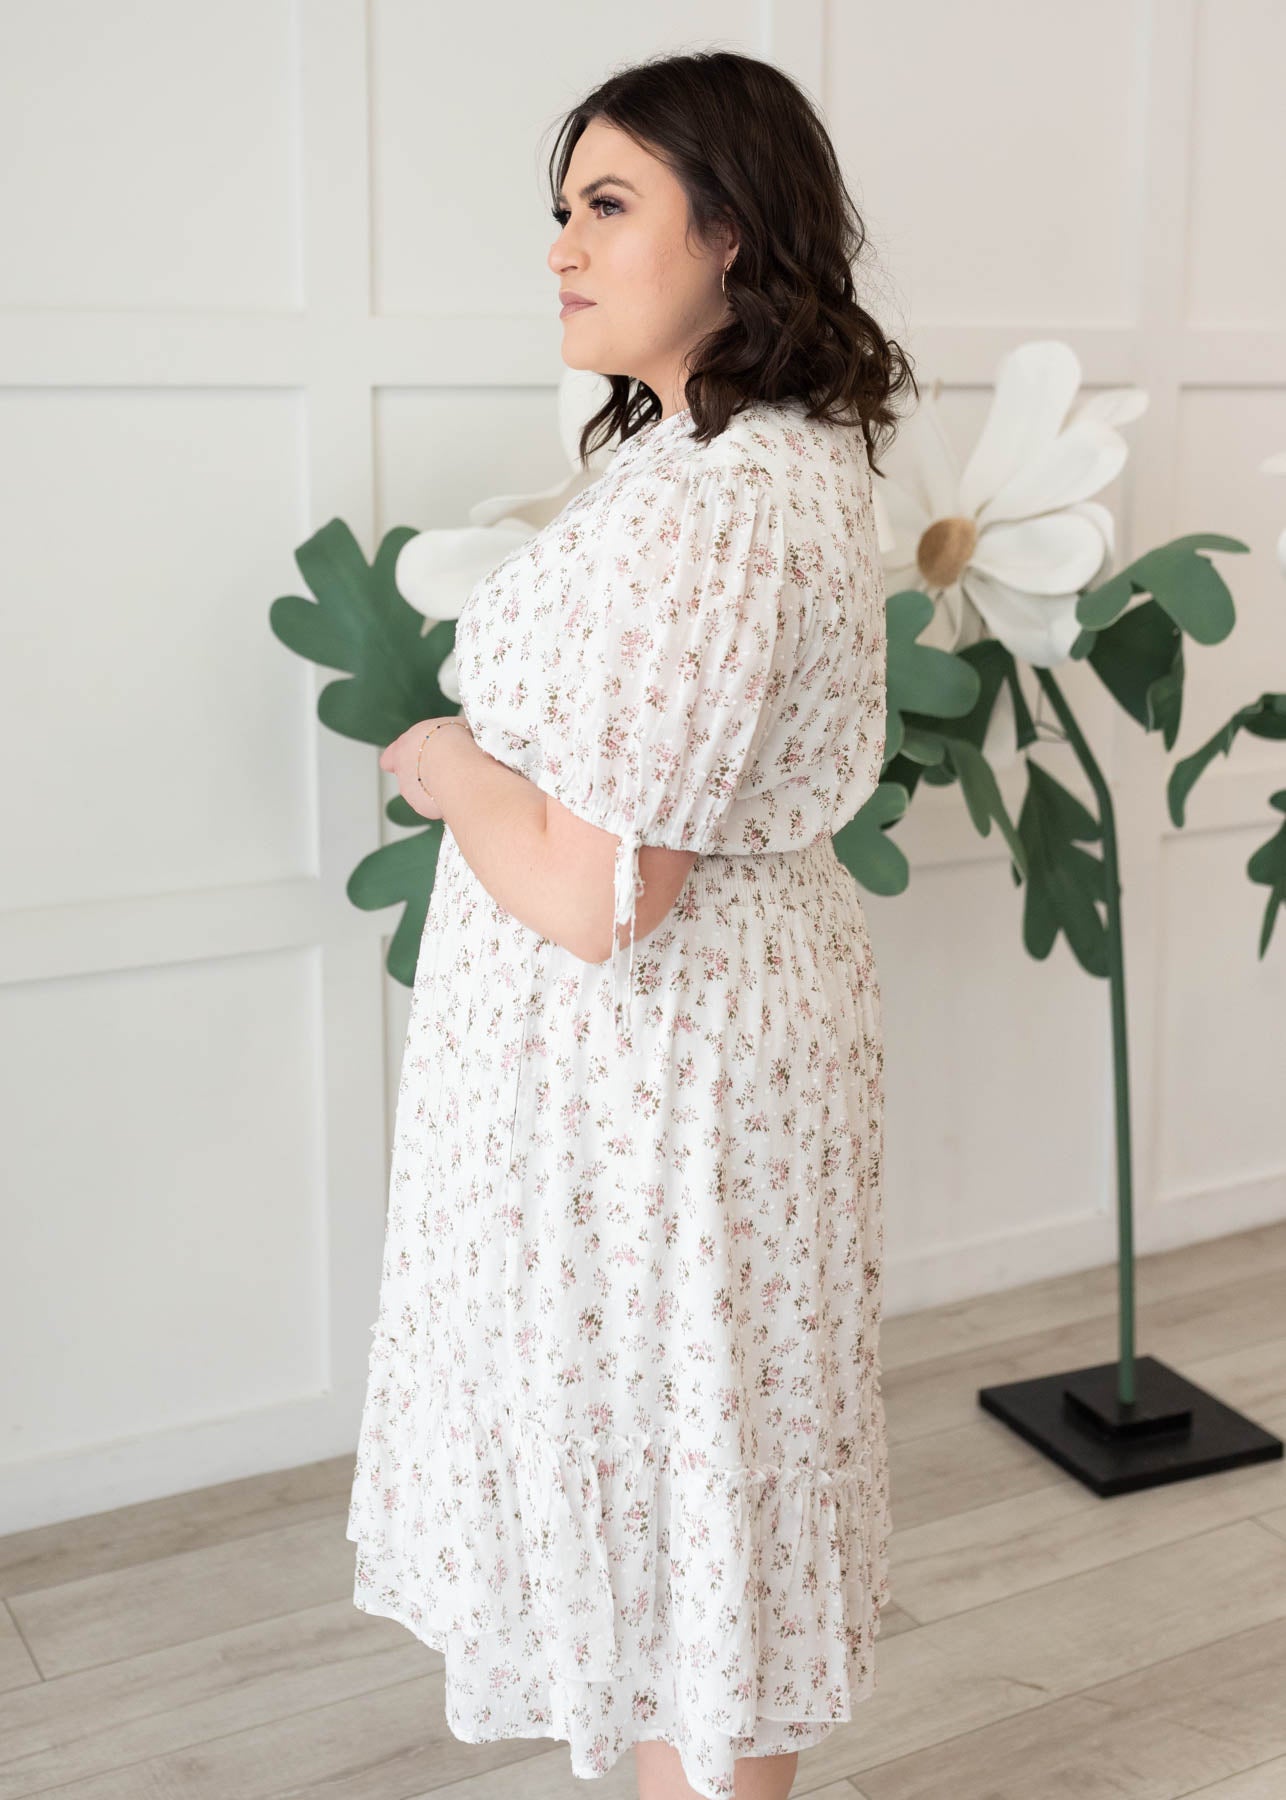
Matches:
[978,1353,1284,1496]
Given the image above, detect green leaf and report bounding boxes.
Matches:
[888,627,1030,873]
[950,639,1024,748]
[269,517,456,746]
[918,762,958,787]
[1247,789,1286,959]
[386,792,427,828]
[1016,760,1109,975]
[1086,597,1185,747]
[346,822,446,988]
[1002,652,1040,747]
[899,636,1028,762]
[848,587,991,890]
[885,587,981,767]
[898,724,950,766]
[942,735,1028,879]
[1077,533,1248,642]
[1167,692,1286,826]
[832,781,910,895]
[270,516,468,985]
[1067,625,1099,660]
[1144,642,1185,747]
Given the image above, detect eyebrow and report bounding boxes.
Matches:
[554,174,642,207]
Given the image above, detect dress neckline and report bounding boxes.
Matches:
[609,407,694,470]
[625,396,803,446]
[611,396,809,474]
[637,406,693,441]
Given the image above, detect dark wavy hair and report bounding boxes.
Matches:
[546,50,917,477]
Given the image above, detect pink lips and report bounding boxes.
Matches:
[559,292,595,313]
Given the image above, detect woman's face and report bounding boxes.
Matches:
[549,118,735,415]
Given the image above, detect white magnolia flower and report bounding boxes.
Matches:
[1261,450,1286,575]
[874,339,1146,669]
[396,367,617,701]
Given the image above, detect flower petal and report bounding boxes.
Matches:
[902,388,966,520]
[961,565,1087,668]
[873,472,930,566]
[395,524,530,620]
[1069,385,1149,430]
[971,510,1108,595]
[957,340,1083,517]
[977,418,1127,528]
[469,466,594,532]
[870,482,900,558]
[889,389,965,524]
[1065,497,1117,568]
[914,580,967,652]
[436,646,461,702]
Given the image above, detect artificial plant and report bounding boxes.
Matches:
[868,340,1283,1488]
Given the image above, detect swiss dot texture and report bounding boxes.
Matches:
[347,397,891,1799]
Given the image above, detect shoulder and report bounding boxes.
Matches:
[586,400,873,566]
[655,399,871,513]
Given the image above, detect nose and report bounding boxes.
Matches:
[548,220,584,278]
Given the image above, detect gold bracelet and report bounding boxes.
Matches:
[416,716,471,801]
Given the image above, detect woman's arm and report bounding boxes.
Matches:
[406,722,696,964]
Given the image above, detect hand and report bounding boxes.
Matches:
[380,717,473,821]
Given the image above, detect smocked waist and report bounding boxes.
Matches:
[687,834,852,907]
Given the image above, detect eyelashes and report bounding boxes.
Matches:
[550,194,624,228]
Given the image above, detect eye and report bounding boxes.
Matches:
[550,194,623,227]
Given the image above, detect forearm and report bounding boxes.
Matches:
[423,725,602,963]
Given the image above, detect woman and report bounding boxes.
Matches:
[347,49,915,1800]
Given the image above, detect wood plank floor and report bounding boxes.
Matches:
[3,1219,1284,1799]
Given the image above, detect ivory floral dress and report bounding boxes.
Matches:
[346,395,891,1798]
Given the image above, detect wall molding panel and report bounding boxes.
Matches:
[0,0,1282,1532]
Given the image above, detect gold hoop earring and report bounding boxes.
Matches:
[721,259,734,295]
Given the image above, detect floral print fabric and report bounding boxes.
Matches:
[346,397,891,1798]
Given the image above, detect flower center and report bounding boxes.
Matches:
[917,516,978,589]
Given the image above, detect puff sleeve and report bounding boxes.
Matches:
[546,463,795,1033]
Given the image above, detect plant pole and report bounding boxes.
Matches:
[1031,666,1136,1406]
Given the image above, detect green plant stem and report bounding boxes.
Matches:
[1033,667,1136,1406]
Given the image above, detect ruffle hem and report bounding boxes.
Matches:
[346,1324,891,1799]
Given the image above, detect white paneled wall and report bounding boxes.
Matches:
[0,0,1282,1531]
